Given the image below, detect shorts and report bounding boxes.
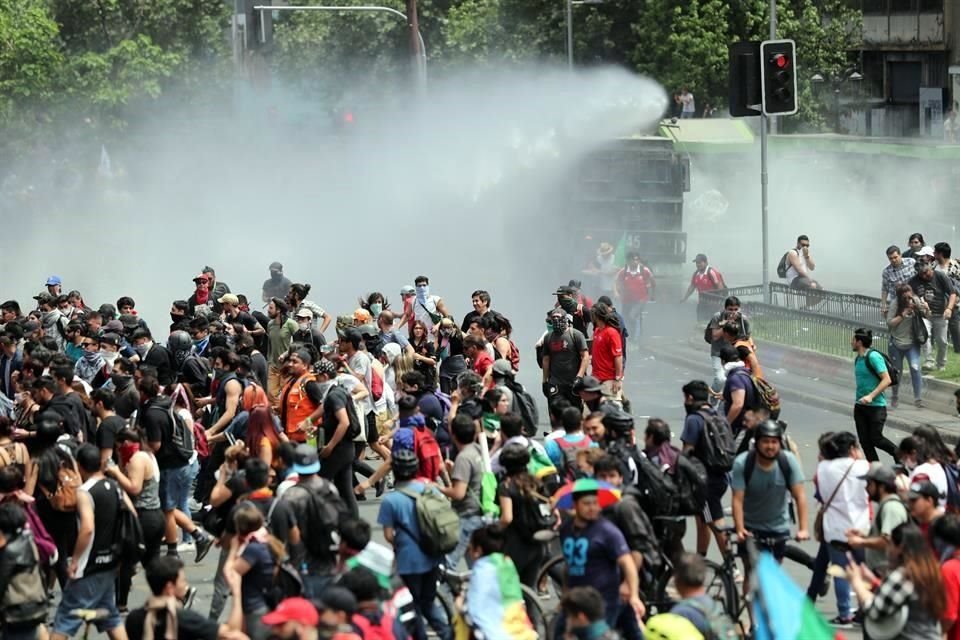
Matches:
[159,462,194,512]
[701,473,728,522]
[789,276,818,290]
[375,411,393,438]
[53,570,122,636]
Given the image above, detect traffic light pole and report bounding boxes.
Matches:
[760,113,770,303]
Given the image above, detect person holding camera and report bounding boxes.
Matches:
[887,283,927,408]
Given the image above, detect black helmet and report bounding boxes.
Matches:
[391,449,420,479]
[168,330,192,353]
[499,443,530,475]
[755,419,783,440]
[600,404,634,436]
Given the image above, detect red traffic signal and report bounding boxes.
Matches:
[772,53,789,69]
[760,39,798,116]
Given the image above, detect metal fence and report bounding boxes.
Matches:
[700,283,889,357]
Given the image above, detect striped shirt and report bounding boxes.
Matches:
[881,257,916,302]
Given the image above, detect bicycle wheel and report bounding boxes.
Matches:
[521,584,549,639]
[534,553,566,612]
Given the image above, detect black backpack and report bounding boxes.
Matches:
[609,441,678,518]
[776,251,791,278]
[696,410,736,473]
[864,349,900,387]
[113,487,146,565]
[674,452,708,516]
[327,384,363,440]
[285,482,349,563]
[506,380,540,438]
[512,489,558,539]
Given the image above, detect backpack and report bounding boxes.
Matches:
[555,437,593,481]
[608,441,678,518]
[683,594,739,640]
[20,501,56,569]
[352,610,398,640]
[707,267,726,290]
[943,462,960,513]
[432,389,452,424]
[864,348,901,387]
[167,404,195,462]
[265,554,305,609]
[285,482,349,563]
[732,369,781,419]
[392,426,443,481]
[40,457,81,512]
[0,442,27,469]
[674,453,708,516]
[370,365,385,402]
[193,421,210,460]
[113,487,146,565]
[511,488,558,538]
[505,380,540,437]
[398,485,460,556]
[0,534,47,625]
[696,410,736,473]
[328,384,362,440]
[776,251,791,278]
[526,443,562,496]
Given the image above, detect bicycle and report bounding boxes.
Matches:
[436,563,548,639]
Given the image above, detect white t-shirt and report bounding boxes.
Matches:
[785,249,810,282]
[910,462,948,500]
[413,295,442,333]
[681,92,695,113]
[816,457,871,543]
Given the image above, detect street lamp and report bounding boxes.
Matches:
[811,68,862,133]
[566,0,604,70]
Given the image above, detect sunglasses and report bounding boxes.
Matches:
[82,342,98,348]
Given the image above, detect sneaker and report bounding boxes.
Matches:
[182,586,198,610]
[829,615,855,629]
[177,540,195,553]
[915,398,924,408]
[938,365,947,372]
[818,576,830,597]
[194,531,215,563]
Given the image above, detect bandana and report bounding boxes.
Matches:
[195,283,210,305]
[74,351,105,384]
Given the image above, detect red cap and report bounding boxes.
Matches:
[261,597,319,627]
[192,274,209,282]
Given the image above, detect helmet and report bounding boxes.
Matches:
[391,449,420,479]
[644,613,704,640]
[167,330,192,353]
[600,404,634,436]
[755,419,783,440]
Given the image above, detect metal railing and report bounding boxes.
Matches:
[700,283,889,357]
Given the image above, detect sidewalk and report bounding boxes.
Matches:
[643,337,960,443]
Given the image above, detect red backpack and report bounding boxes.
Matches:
[352,609,398,640]
[413,427,443,481]
[370,366,384,402]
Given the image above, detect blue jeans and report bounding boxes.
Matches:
[159,460,196,513]
[445,514,486,570]
[807,543,863,618]
[53,570,122,636]
[889,342,922,402]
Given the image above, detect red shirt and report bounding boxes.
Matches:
[617,267,654,303]
[472,350,493,377]
[591,326,623,382]
[690,267,725,294]
[944,556,960,640]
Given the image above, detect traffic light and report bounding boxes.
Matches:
[760,39,798,116]
[728,42,761,117]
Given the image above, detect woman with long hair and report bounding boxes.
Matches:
[245,405,281,469]
[433,317,465,394]
[848,523,943,639]
[107,426,165,612]
[497,444,548,588]
[887,283,926,408]
[483,312,519,371]
[899,437,949,500]
[408,319,438,385]
[359,291,390,318]
[229,503,284,640]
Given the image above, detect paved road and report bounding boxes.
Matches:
[69,315,868,638]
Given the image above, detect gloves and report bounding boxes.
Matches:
[542,382,558,398]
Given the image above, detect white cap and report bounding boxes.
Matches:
[295,308,313,320]
[917,246,935,258]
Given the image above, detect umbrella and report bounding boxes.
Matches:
[552,478,622,510]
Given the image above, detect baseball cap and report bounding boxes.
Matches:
[119,313,139,329]
[33,292,55,305]
[400,285,415,296]
[859,462,896,487]
[574,375,603,393]
[261,597,319,627]
[22,320,40,334]
[693,253,708,263]
[314,586,357,616]
[105,320,124,334]
[98,333,120,347]
[292,444,320,475]
[491,359,514,378]
[192,273,210,283]
[45,275,62,286]
[218,294,239,306]
[353,308,372,324]
[917,246,935,258]
[269,261,283,271]
[554,285,576,296]
[295,308,313,320]
[345,541,395,589]
[907,480,941,503]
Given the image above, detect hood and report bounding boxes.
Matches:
[41,309,63,328]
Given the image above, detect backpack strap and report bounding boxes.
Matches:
[744,451,793,487]
[863,349,884,381]
[393,486,423,545]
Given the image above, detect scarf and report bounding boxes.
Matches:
[647,442,679,470]
[142,595,179,640]
[194,285,209,306]
[74,351,105,383]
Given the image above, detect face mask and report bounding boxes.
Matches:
[559,297,577,313]
[551,318,568,333]
[213,367,225,380]
[416,285,429,301]
[101,350,119,365]
[82,349,100,362]
[133,343,150,357]
[298,321,310,331]
[369,302,383,317]
[170,312,183,323]
[270,272,282,282]
[111,373,131,388]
